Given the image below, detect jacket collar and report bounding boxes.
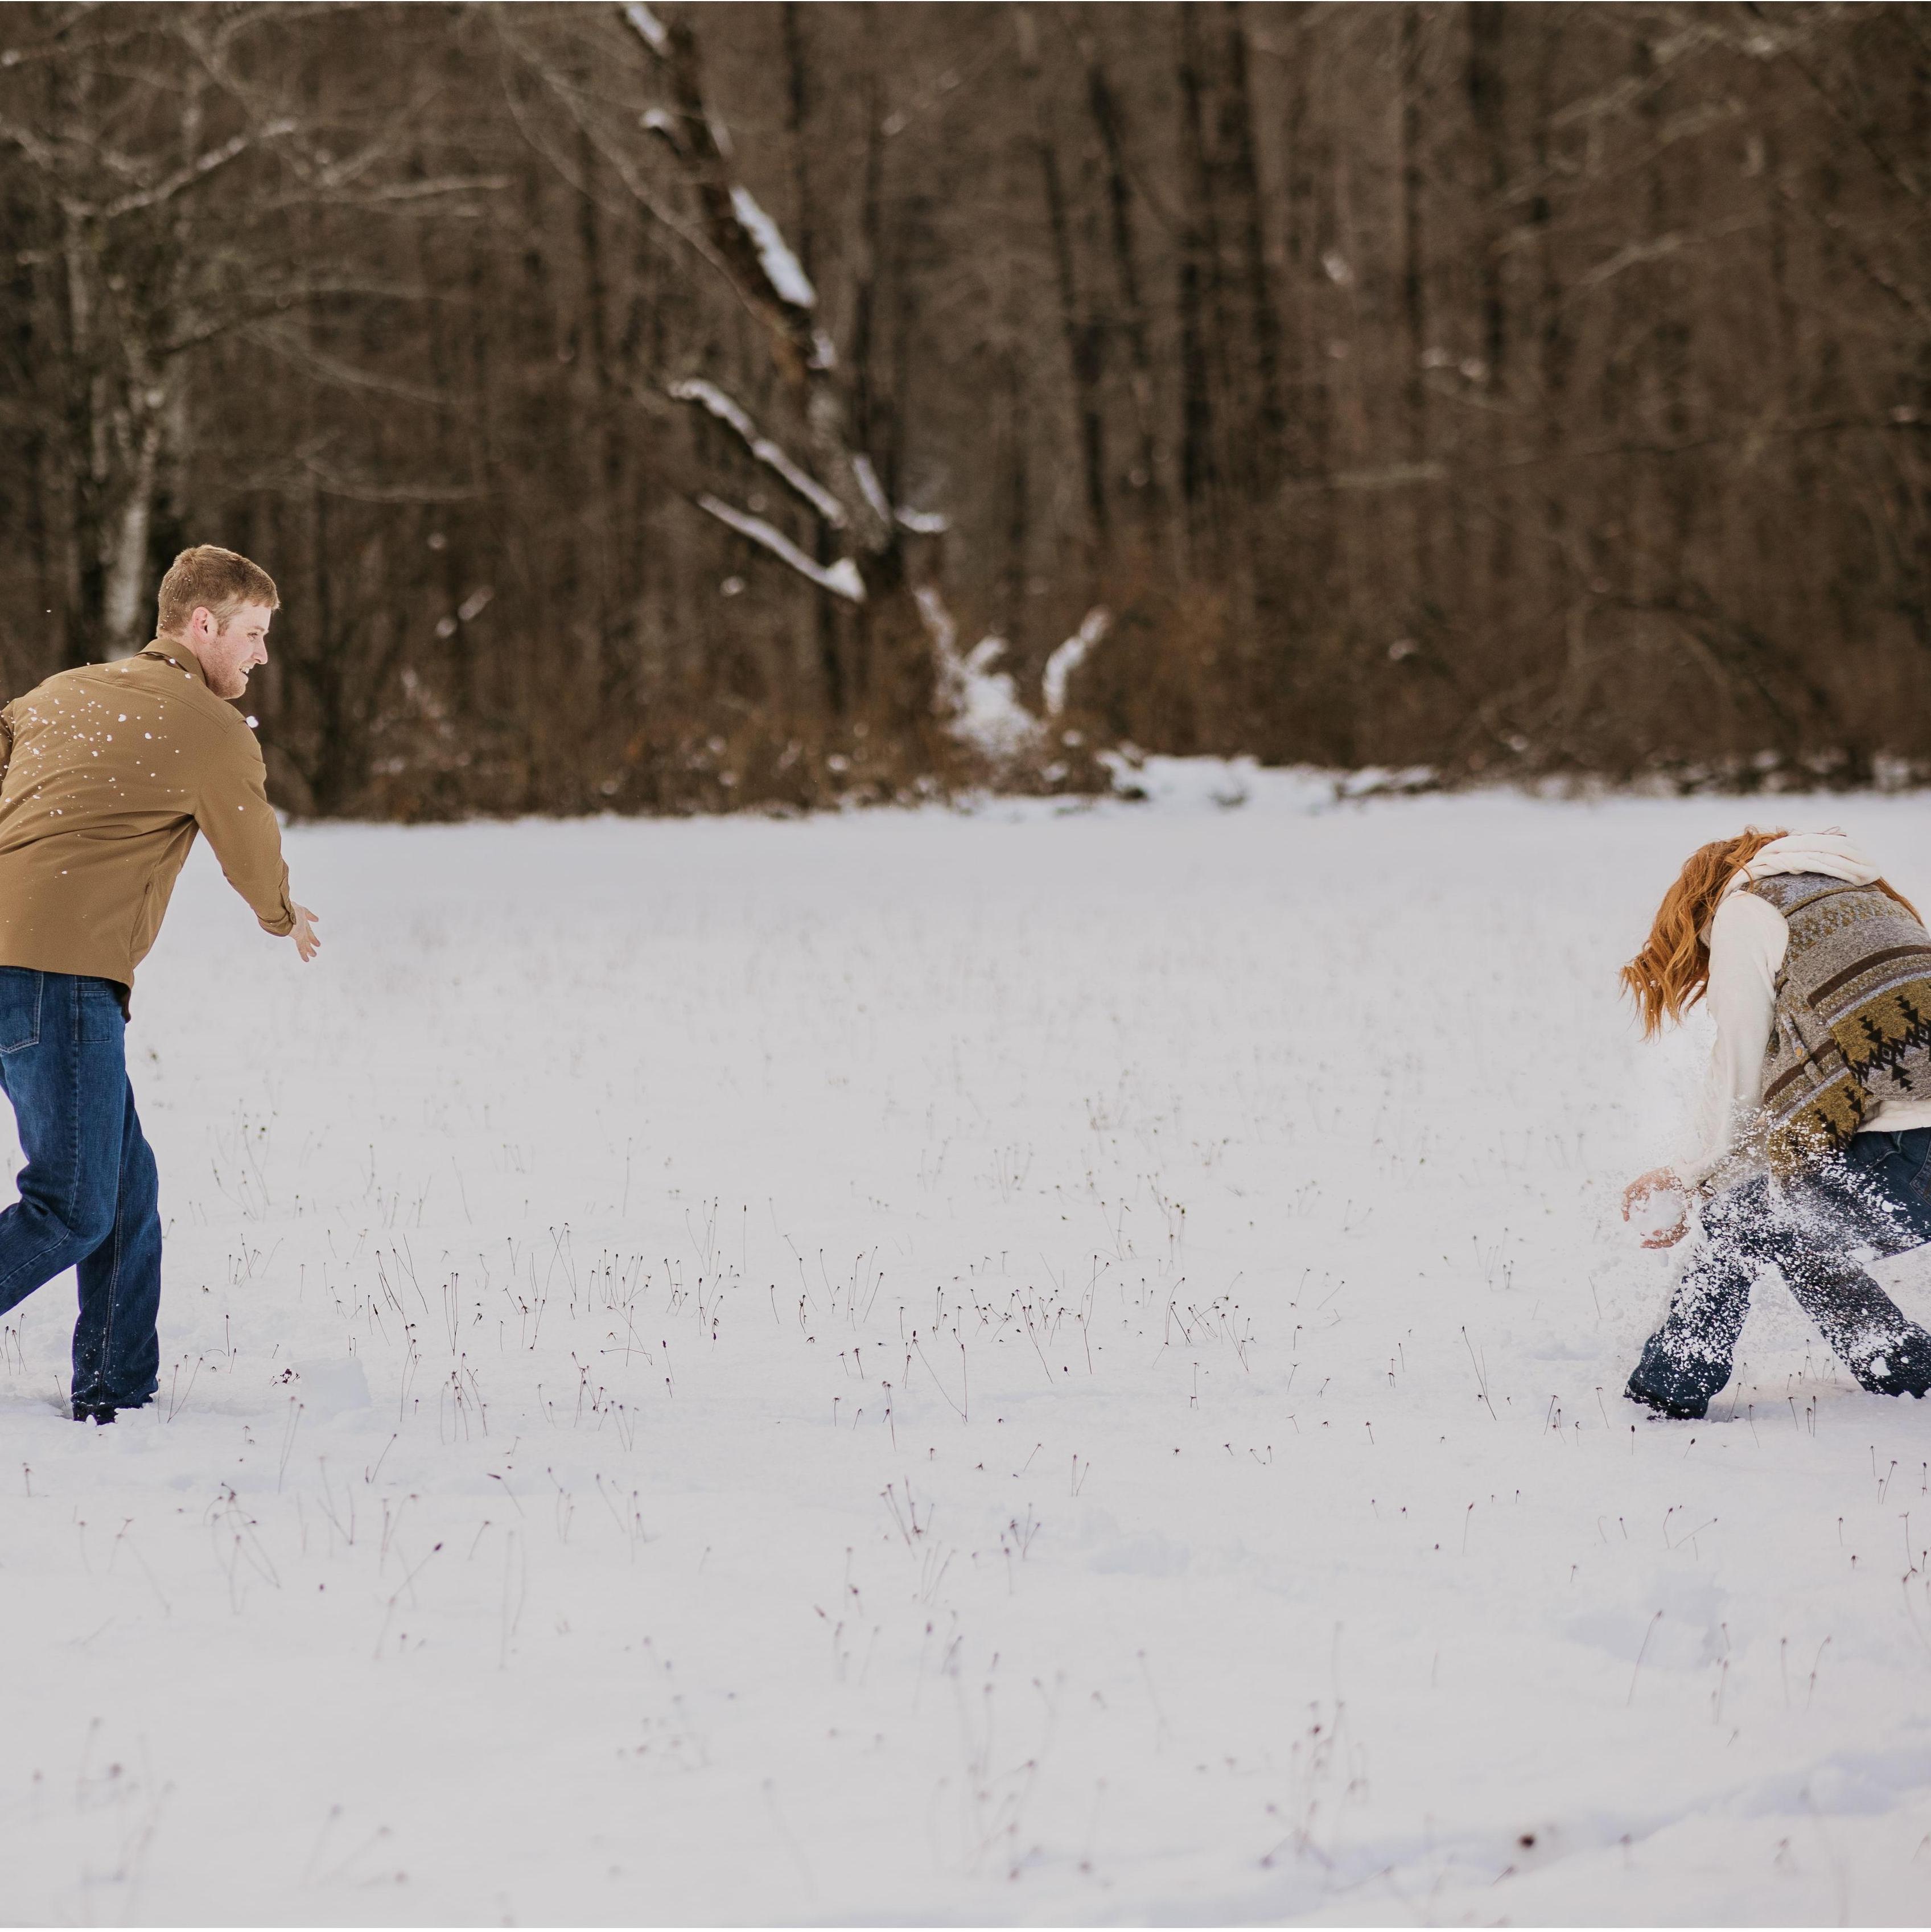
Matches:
[139,639,212,690]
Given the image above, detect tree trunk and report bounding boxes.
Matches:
[1399,4,1434,591]
[1019,7,1107,577]
[1081,36,1160,542]
[100,404,162,656]
[1176,8,1223,572]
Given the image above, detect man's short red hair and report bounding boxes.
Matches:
[156,545,279,636]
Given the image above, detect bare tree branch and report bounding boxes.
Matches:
[94,118,294,221]
[669,378,847,525]
[695,495,866,601]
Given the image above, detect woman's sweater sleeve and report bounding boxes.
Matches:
[1673,891,1787,1189]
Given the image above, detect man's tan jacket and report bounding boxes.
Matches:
[0,640,296,994]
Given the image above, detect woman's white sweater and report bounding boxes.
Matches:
[1674,831,1931,1189]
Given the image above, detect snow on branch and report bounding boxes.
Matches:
[895,506,949,535]
[670,379,846,527]
[729,186,816,310]
[916,594,1111,755]
[1043,608,1110,716]
[670,376,754,440]
[623,3,668,53]
[696,495,865,602]
[852,457,892,527]
[916,588,1042,762]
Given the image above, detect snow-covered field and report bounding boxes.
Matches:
[5,766,1931,1926]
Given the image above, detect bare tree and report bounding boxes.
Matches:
[0,5,496,671]
[1,2,1926,812]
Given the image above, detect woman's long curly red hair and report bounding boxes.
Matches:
[1623,829,1922,1037]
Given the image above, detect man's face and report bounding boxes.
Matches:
[188,602,273,701]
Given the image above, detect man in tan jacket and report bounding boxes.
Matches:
[0,545,319,1423]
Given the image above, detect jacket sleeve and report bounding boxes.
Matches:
[193,718,297,936]
[1673,892,1785,1190]
[0,703,14,788]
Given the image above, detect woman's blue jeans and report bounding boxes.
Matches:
[1628,1129,1931,1417]
[0,969,162,1412]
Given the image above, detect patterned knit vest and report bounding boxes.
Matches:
[1745,872,1931,1166]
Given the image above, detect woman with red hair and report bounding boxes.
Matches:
[1621,828,1931,1418]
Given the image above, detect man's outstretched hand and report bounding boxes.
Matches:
[291,903,322,963]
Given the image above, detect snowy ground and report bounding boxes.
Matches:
[5,767,1931,1926]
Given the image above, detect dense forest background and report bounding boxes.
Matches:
[2,1,1928,815]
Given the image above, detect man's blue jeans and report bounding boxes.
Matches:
[1628,1129,1931,1417]
[0,970,162,1412]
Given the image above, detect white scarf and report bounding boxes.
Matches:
[1720,829,1881,900]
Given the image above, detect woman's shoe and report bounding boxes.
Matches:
[1861,1336,1931,1399]
[1624,1379,1706,1421]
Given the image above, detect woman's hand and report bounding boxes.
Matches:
[1622,1168,1689,1248]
